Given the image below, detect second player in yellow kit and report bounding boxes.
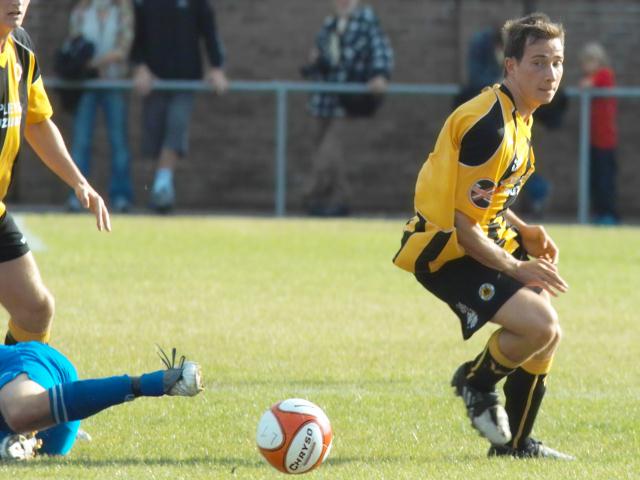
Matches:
[0,0,110,348]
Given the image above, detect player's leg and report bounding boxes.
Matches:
[490,291,573,459]
[0,360,202,442]
[0,213,54,344]
[416,257,522,444]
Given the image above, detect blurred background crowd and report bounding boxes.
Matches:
[9,0,639,223]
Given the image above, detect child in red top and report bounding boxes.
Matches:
[580,42,619,224]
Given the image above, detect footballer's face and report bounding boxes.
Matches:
[0,0,30,35]
[505,37,564,113]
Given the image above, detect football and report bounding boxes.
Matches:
[256,398,333,474]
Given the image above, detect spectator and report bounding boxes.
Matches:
[131,0,228,213]
[68,0,135,213]
[467,26,504,93]
[580,42,619,225]
[301,0,393,217]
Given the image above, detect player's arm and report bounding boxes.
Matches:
[504,209,559,264]
[455,210,567,296]
[25,119,111,232]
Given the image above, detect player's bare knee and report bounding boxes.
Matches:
[530,308,559,349]
[29,290,55,331]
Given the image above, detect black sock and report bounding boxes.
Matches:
[466,329,518,392]
[504,367,547,449]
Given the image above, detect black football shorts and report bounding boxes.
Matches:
[415,249,528,340]
[0,212,30,263]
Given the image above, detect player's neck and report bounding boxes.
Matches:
[502,78,536,122]
[0,29,11,53]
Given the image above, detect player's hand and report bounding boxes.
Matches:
[519,224,559,264]
[205,68,229,95]
[133,65,154,96]
[74,183,112,232]
[507,258,568,297]
[308,47,320,63]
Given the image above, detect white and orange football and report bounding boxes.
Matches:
[256,398,333,474]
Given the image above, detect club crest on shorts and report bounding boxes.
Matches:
[478,283,495,301]
[469,179,495,209]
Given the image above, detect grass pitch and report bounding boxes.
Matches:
[1,213,638,479]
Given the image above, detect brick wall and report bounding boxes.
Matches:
[11,0,640,217]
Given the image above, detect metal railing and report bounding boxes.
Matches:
[46,78,640,222]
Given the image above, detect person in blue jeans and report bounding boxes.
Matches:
[68,0,135,213]
[0,342,202,460]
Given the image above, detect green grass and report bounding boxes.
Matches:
[1,213,638,479]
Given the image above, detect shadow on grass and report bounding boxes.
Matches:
[9,453,485,470]
[326,453,481,466]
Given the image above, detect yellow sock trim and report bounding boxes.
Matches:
[488,329,520,369]
[521,355,554,375]
[8,319,50,344]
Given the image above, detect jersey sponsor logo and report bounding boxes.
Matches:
[478,283,495,301]
[455,302,478,331]
[469,179,495,209]
[0,102,22,129]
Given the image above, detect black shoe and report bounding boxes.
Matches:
[488,438,575,460]
[451,363,511,445]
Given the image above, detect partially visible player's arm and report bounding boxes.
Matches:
[505,209,559,264]
[455,210,567,296]
[25,119,111,232]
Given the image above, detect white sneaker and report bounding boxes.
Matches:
[0,433,41,461]
[150,183,175,213]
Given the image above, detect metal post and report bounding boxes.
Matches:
[274,84,288,217]
[577,90,591,224]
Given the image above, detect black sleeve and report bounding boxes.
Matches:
[458,100,504,167]
[130,0,146,65]
[197,0,225,68]
[11,28,40,81]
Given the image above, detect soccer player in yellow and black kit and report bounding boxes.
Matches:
[394,14,574,459]
[0,1,110,346]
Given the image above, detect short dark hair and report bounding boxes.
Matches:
[502,13,565,62]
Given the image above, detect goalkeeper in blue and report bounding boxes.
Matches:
[0,342,203,460]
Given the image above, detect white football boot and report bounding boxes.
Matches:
[0,433,41,461]
[451,363,512,445]
[157,347,204,397]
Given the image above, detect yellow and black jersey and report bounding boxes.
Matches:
[0,28,53,217]
[394,84,535,274]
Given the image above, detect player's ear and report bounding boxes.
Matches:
[504,56,517,77]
